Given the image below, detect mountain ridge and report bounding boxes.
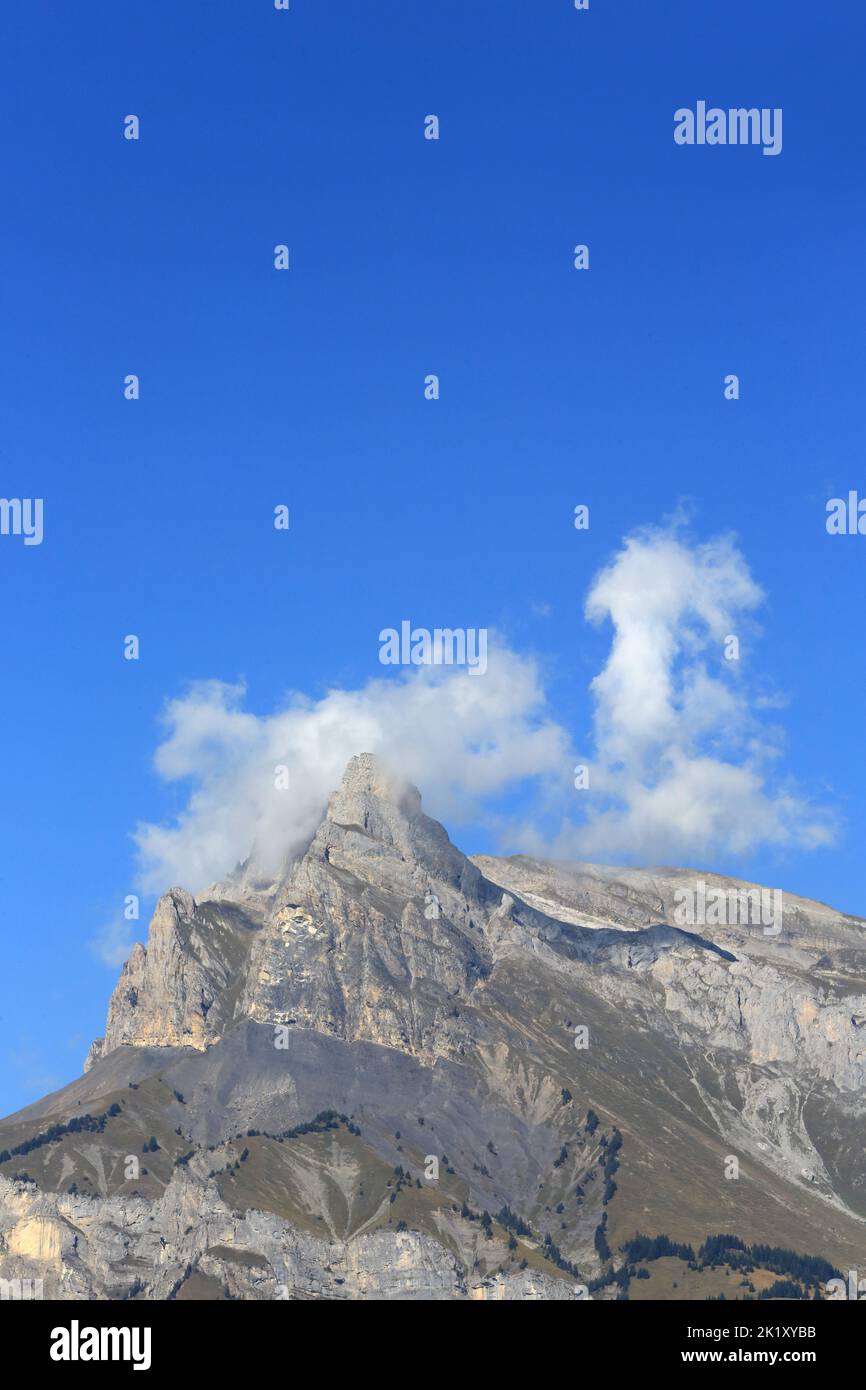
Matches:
[2,753,865,1300]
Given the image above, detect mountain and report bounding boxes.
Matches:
[1,753,864,1300]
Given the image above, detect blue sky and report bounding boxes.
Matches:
[1,0,865,1115]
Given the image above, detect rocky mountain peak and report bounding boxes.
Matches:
[289,752,484,910]
[319,752,424,855]
[329,751,422,818]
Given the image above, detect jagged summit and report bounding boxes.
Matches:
[207,753,435,908]
[329,751,421,814]
[298,752,483,906]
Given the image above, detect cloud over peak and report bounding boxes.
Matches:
[130,523,834,900]
[133,648,569,894]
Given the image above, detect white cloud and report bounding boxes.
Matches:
[134,646,571,893]
[548,524,834,862]
[132,525,834,896]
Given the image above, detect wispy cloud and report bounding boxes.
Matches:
[7,1043,61,1099]
[540,523,834,862]
[90,914,139,968]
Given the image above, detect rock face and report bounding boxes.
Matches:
[86,889,261,1069]
[238,754,500,1061]
[2,753,866,1300]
